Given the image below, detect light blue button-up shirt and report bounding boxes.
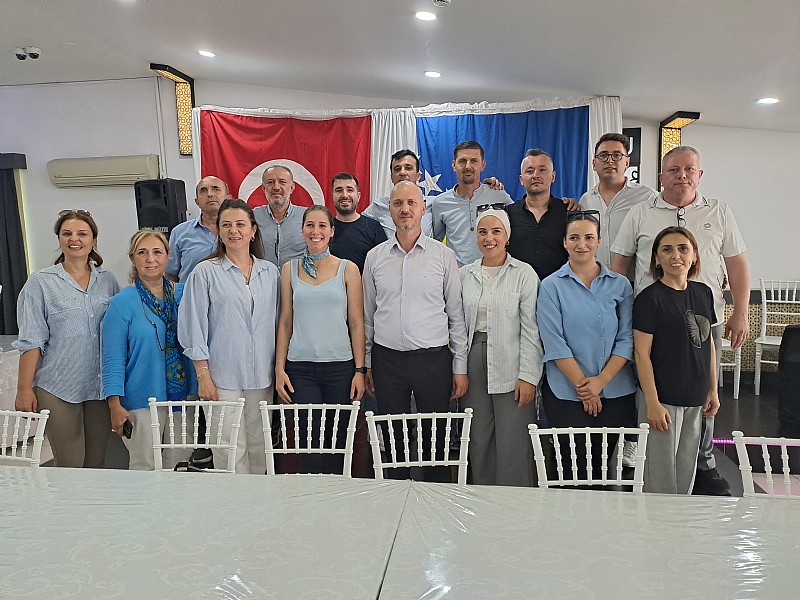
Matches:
[178,256,280,390]
[253,203,307,268]
[166,216,218,282]
[14,263,120,403]
[536,262,636,401]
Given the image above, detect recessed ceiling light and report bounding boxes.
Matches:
[198,50,215,58]
[415,11,437,21]
[757,97,780,104]
[425,70,441,78]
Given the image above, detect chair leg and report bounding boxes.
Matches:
[718,360,724,388]
[754,344,762,396]
[733,348,741,400]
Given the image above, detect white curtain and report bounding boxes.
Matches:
[587,96,622,189]
[370,108,416,201]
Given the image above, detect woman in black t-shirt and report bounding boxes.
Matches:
[633,226,719,494]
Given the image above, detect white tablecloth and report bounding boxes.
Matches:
[379,483,800,600]
[0,467,409,599]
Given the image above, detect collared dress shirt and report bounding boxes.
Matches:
[166,216,218,282]
[253,202,306,267]
[611,192,747,324]
[536,262,636,401]
[431,184,513,267]
[14,263,120,402]
[362,233,468,373]
[506,195,569,281]
[178,256,280,390]
[578,179,658,266]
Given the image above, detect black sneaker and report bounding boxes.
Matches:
[693,467,732,496]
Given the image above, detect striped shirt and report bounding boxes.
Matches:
[178,256,280,390]
[14,263,120,403]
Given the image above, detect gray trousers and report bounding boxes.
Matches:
[697,325,723,471]
[644,404,703,494]
[460,332,536,487]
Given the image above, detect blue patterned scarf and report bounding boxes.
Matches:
[135,277,189,401]
[301,248,330,278]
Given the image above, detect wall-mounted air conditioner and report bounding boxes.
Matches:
[47,154,160,188]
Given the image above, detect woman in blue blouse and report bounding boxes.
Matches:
[102,229,197,470]
[274,205,365,474]
[14,209,120,468]
[536,211,637,477]
[179,199,280,474]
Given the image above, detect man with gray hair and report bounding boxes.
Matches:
[253,164,306,267]
[611,145,750,496]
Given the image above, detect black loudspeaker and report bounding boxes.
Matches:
[778,325,800,438]
[134,178,188,236]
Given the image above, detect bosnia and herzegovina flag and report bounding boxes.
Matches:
[416,106,589,201]
[196,103,589,214]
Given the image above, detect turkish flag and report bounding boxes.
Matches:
[200,111,372,211]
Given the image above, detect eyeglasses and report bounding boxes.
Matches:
[594,151,627,162]
[566,209,601,223]
[475,203,507,217]
[139,299,165,353]
[58,209,92,217]
[677,206,686,227]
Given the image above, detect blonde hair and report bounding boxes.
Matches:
[127,229,169,283]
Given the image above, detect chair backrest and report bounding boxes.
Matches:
[528,423,650,493]
[0,409,50,468]
[259,401,360,476]
[148,397,245,473]
[732,430,800,499]
[364,409,473,484]
[759,279,800,338]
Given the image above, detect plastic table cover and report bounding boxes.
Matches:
[379,482,800,599]
[0,467,409,599]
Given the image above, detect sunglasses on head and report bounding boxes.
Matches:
[566,209,600,223]
[58,209,92,218]
[475,203,507,217]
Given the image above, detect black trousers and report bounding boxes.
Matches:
[371,344,453,482]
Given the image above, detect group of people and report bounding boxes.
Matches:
[13,132,749,496]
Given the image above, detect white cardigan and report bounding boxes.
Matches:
[459,256,544,394]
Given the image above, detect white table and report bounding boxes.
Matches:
[0,467,409,599]
[379,483,800,600]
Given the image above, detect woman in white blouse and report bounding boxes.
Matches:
[459,208,543,486]
[179,199,280,474]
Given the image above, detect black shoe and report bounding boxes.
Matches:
[693,467,731,496]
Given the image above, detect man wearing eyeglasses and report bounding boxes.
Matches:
[167,176,229,283]
[611,146,750,496]
[506,149,572,281]
[432,141,513,267]
[579,133,657,268]
[253,165,307,268]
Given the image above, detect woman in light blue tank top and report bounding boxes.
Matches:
[275,206,366,474]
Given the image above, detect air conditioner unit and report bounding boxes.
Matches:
[47,154,160,188]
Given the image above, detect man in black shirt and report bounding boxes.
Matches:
[506,149,570,281]
[328,172,387,273]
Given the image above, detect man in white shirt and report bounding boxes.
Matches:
[611,146,750,496]
[363,181,469,482]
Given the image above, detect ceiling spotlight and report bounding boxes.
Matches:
[757,97,780,104]
[198,50,215,58]
[14,47,27,60]
[26,46,41,60]
[432,0,451,6]
[425,70,441,78]
[415,11,437,21]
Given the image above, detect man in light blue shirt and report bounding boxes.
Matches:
[431,141,513,267]
[253,165,306,267]
[166,176,227,282]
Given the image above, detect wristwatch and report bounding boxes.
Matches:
[354,367,367,374]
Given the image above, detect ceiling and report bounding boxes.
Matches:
[2,0,799,132]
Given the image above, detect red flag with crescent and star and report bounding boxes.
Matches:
[199,111,372,212]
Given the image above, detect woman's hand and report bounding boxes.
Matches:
[350,373,365,402]
[582,395,603,417]
[198,376,219,402]
[109,403,130,437]
[647,402,672,431]
[275,369,294,404]
[703,391,720,417]
[15,387,37,412]
[576,376,604,401]
[514,380,536,407]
